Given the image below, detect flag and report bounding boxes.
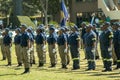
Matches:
[60,0,69,27]
[91,16,95,25]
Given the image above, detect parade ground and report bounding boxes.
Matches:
[0,45,120,80]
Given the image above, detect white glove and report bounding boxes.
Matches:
[64,48,67,53]
[27,49,31,54]
[42,45,46,51]
[91,49,95,53]
[78,48,80,51]
[29,46,33,51]
[52,49,56,53]
[108,47,112,52]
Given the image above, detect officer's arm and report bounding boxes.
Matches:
[64,36,67,49]
[76,35,80,48]
[27,34,31,49]
[53,36,57,49]
[92,35,96,48]
[10,37,12,47]
[27,39,31,49]
[109,32,113,47]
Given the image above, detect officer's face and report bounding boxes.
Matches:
[58,30,63,35]
[100,26,104,31]
[103,25,108,30]
[27,29,31,33]
[112,25,118,30]
[71,28,75,32]
[81,24,86,28]
[49,30,53,34]
[86,27,91,32]
[92,26,96,30]
[21,27,26,32]
[15,30,19,34]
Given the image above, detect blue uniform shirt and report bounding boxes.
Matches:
[81,28,86,39]
[20,32,30,47]
[113,30,120,45]
[84,31,96,47]
[57,33,67,46]
[28,33,34,42]
[47,33,57,45]
[69,31,80,46]
[14,34,21,45]
[64,32,69,44]
[35,33,45,44]
[99,29,113,48]
[3,34,12,46]
[93,30,99,40]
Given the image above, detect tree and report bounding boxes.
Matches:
[0,0,13,17]
[39,0,49,26]
[13,0,23,16]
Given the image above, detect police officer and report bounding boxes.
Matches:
[112,23,120,69]
[57,27,68,69]
[69,25,80,70]
[39,24,47,63]
[47,25,57,67]
[92,24,100,60]
[35,26,46,67]
[84,24,96,70]
[3,28,12,66]
[99,22,113,72]
[81,22,87,59]
[14,28,22,67]
[63,27,70,65]
[20,24,31,74]
[0,32,6,60]
[27,27,35,66]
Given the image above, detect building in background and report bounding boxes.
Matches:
[69,0,120,27]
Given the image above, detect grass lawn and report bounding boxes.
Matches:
[0,45,120,80]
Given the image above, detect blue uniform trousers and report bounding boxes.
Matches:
[114,44,120,68]
[101,47,112,70]
[85,47,95,69]
[70,45,80,69]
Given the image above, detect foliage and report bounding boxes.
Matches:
[10,16,35,28]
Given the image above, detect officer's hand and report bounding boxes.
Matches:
[27,49,31,54]
[64,48,67,53]
[52,49,56,53]
[42,45,46,50]
[108,47,112,52]
[78,48,80,51]
[91,49,95,53]
[68,45,70,48]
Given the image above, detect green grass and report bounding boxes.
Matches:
[0,45,120,80]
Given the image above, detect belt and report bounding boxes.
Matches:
[48,43,54,45]
[15,43,20,45]
[21,46,27,48]
[4,44,10,46]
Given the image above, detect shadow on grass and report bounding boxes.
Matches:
[90,72,120,76]
[108,75,120,79]
[0,73,17,76]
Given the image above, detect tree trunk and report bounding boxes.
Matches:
[13,0,23,16]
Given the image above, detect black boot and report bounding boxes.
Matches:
[95,56,100,60]
[38,62,44,67]
[67,61,70,65]
[62,64,68,69]
[49,64,56,68]
[2,57,6,61]
[32,60,36,64]
[113,61,117,65]
[17,63,22,67]
[21,68,30,74]
[6,62,11,66]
